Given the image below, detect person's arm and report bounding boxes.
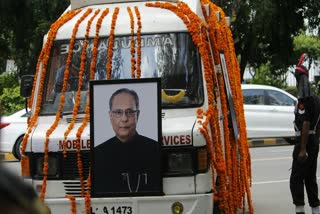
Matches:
[298,120,310,162]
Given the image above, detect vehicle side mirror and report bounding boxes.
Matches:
[20,75,34,98]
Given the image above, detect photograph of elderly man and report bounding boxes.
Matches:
[91,79,162,196]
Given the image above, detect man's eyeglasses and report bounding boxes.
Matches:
[110,109,139,118]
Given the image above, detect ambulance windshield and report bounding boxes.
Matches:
[41,33,204,115]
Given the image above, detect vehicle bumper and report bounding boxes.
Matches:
[46,193,213,214]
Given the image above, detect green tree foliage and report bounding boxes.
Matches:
[217,0,320,82]
[0,87,24,116]
[0,0,69,76]
[293,33,320,66]
[249,62,288,88]
[0,72,19,94]
[0,72,24,115]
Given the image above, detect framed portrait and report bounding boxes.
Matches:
[219,51,239,140]
[90,78,162,197]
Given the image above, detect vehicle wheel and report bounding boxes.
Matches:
[12,135,23,160]
[285,137,295,145]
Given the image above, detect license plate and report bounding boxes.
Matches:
[91,205,133,214]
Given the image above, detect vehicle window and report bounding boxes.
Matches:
[265,90,295,106]
[242,89,264,105]
[41,33,204,115]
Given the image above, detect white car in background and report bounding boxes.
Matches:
[0,108,29,159]
[241,84,297,144]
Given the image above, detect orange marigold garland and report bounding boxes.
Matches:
[63,9,100,157]
[134,6,142,79]
[147,1,253,213]
[106,7,120,80]
[39,8,93,201]
[85,170,92,214]
[20,10,81,172]
[77,8,110,213]
[127,7,136,78]
[62,9,100,200]
[66,195,77,214]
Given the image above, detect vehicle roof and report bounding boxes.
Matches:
[54,1,203,40]
[241,84,297,100]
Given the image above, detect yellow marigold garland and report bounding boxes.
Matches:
[106,7,120,80]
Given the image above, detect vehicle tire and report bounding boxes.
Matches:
[12,135,23,160]
[285,137,295,145]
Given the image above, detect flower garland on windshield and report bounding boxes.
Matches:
[134,6,142,78]
[127,7,136,78]
[39,8,93,201]
[65,10,100,200]
[106,7,120,80]
[127,6,142,79]
[79,8,110,214]
[63,9,100,157]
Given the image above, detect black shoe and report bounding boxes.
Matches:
[296,212,305,214]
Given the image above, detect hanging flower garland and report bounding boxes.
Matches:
[76,8,110,213]
[200,2,234,209]
[63,9,100,157]
[28,49,44,109]
[66,195,77,214]
[106,7,120,80]
[213,4,252,213]
[127,7,136,78]
[39,8,93,201]
[147,1,253,213]
[84,171,91,214]
[20,10,81,174]
[63,10,100,203]
[205,2,253,213]
[134,6,142,79]
[146,1,229,210]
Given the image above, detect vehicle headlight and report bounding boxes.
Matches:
[167,152,194,175]
[35,155,60,179]
[163,146,209,176]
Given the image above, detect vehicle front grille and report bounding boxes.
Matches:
[65,116,90,123]
[61,151,90,180]
[63,181,88,197]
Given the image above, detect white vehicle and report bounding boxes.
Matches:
[20,0,252,213]
[0,108,29,159]
[242,84,297,142]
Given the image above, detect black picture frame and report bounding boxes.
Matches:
[219,51,239,140]
[90,78,162,197]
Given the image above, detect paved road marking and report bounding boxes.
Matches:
[253,177,320,185]
[252,157,291,162]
